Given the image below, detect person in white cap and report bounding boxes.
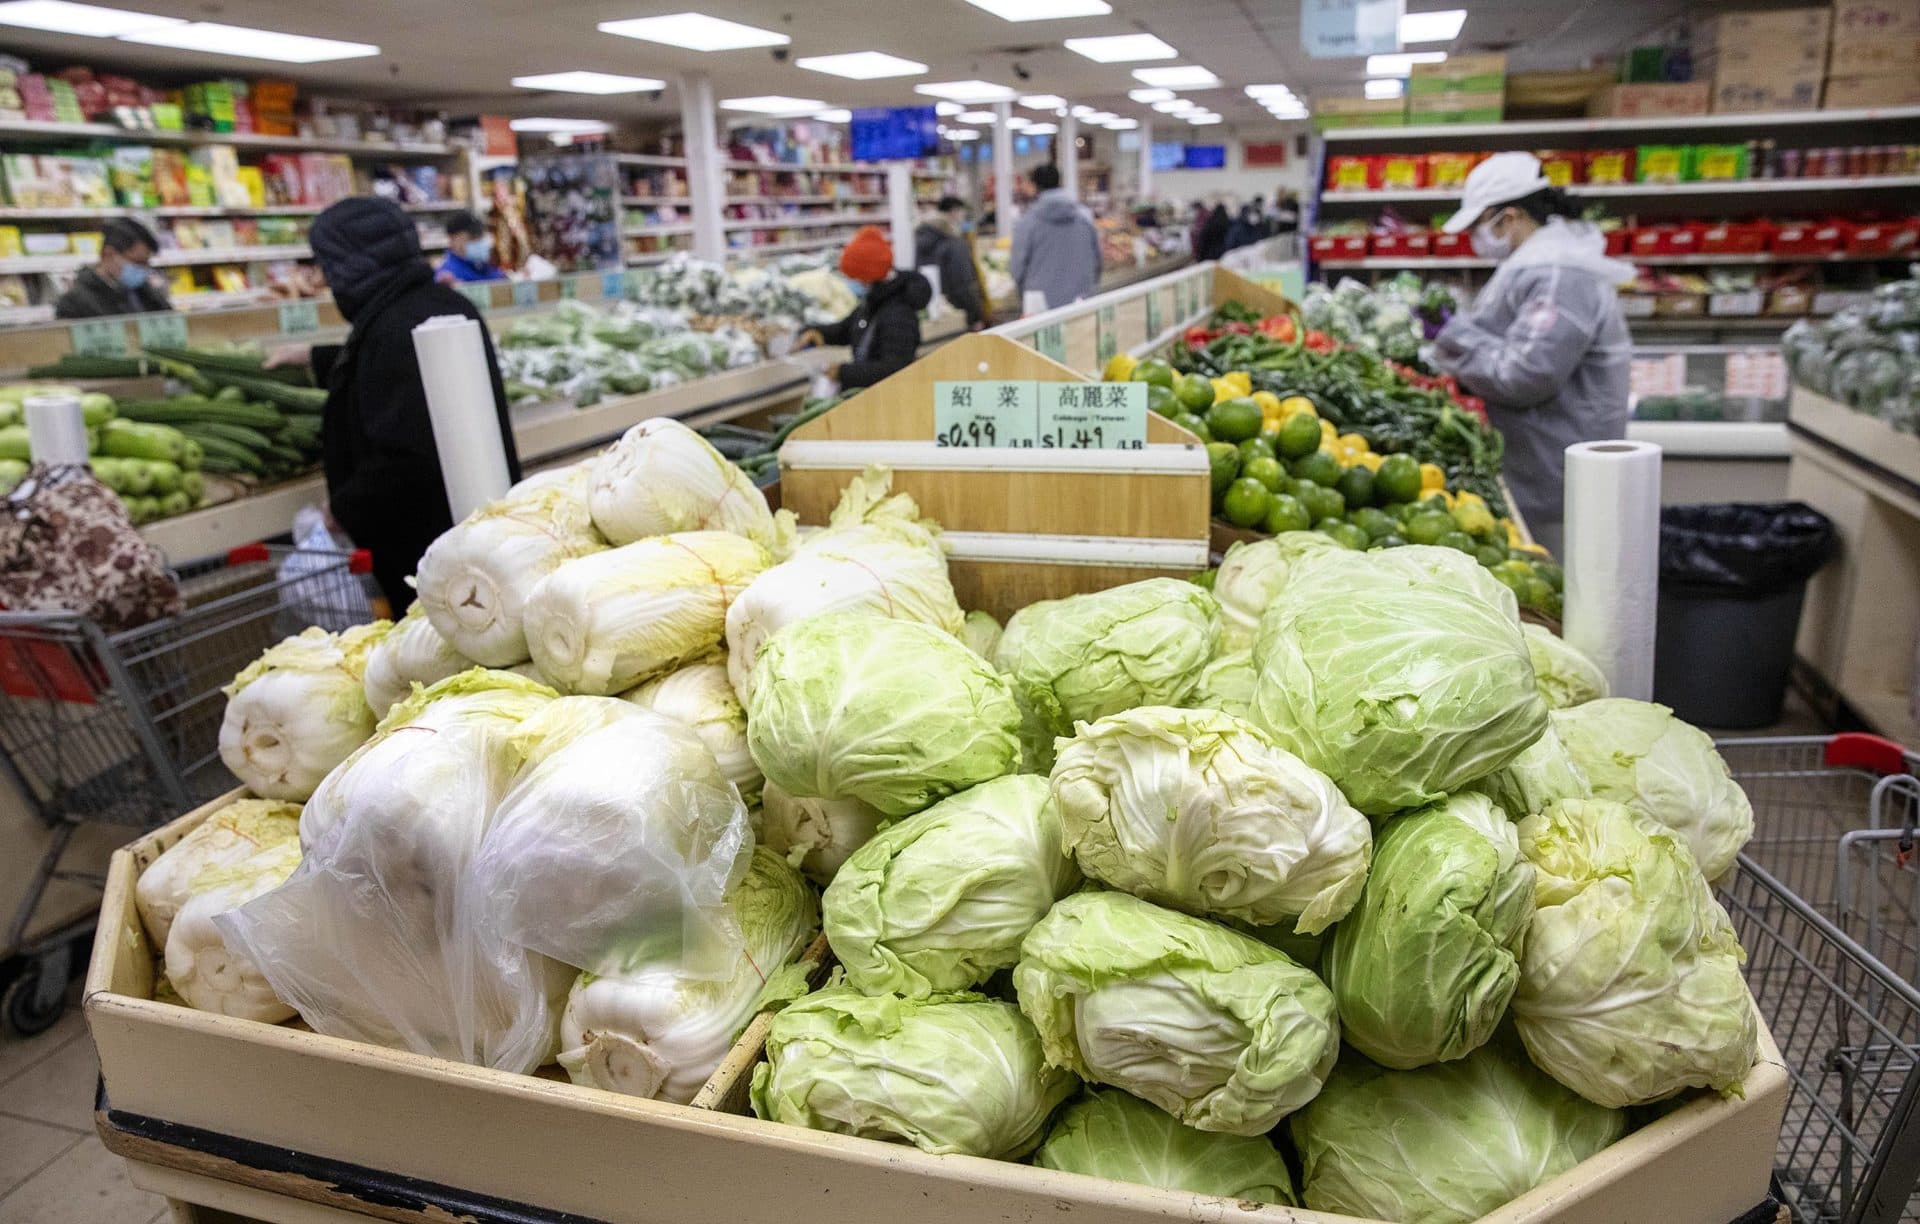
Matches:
[1427,151,1633,557]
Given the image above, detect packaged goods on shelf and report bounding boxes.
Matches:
[1311,96,1407,132]
[1405,90,1504,125]
[1407,52,1508,97]
[1587,82,1712,119]
[1824,74,1920,109]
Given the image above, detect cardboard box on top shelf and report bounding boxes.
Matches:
[1407,52,1508,96]
[1831,0,1920,46]
[1829,37,1920,77]
[1824,73,1920,107]
[1694,6,1832,54]
[1406,91,1504,124]
[1311,96,1407,131]
[1588,82,1711,117]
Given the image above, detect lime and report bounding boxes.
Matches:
[1452,500,1497,539]
[1300,483,1347,523]
[1542,590,1564,619]
[1292,450,1342,487]
[1263,493,1311,534]
[1206,442,1241,495]
[1258,428,1283,454]
[1418,493,1451,514]
[1335,465,1375,509]
[1535,562,1564,592]
[1175,372,1217,413]
[1404,510,1455,546]
[1491,558,1537,585]
[1375,453,1422,503]
[1131,358,1176,389]
[1390,500,1422,524]
[1276,412,1323,459]
[1148,384,1178,417]
[1221,477,1272,528]
[1172,412,1211,442]
[1474,543,1509,568]
[1322,521,1371,551]
[1238,436,1276,466]
[1242,455,1285,493]
[1350,507,1399,540]
[1521,577,1555,610]
[1490,567,1529,595]
[1208,397,1264,444]
[1369,533,1409,551]
[1437,530,1477,554]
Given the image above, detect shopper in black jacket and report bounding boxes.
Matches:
[802,226,933,390]
[913,196,987,329]
[268,197,520,610]
[1198,203,1232,262]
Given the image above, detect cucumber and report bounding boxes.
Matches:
[185,421,276,451]
[180,433,263,474]
[114,397,285,429]
[99,420,187,463]
[26,355,149,379]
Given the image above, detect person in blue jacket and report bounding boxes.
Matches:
[435,211,507,284]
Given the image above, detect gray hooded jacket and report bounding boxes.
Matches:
[1430,218,1633,556]
[1010,188,1102,310]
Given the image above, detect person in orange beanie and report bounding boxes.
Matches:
[796,225,933,390]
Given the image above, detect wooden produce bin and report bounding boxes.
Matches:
[87,794,1789,1224]
[777,332,1212,620]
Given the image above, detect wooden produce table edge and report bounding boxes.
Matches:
[1787,384,1920,506]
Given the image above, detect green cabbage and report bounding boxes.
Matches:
[1522,624,1609,709]
[1191,650,1256,721]
[1291,1041,1627,1224]
[1325,793,1533,1068]
[1551,699,1753,880]
[1472,722,1590,821]
[1250,548,1548,815]
[750,986,1075,1158]
[993,578,1220,768]
[1033,1089,1296,1205]
[1013,890,1338,1136]
[959,609,1002,658]
[1212,533,1339,651]
[1050,706,1371,933]
[1513,798,1758,1107]
[823,775,1080,996]
[746,611,1021,817]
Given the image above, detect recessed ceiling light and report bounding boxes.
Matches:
[1267,102,1309,115]
[957,110,998,123]
[1008,117,1036,130]
[915,79,1016,102]
[795,51,927,79]
[719,95,827,114]
[1070,104,1096,117]
[1188,114,1222,125]
[597,12,788,50]
[1062,32,1177,62]
[1132,65,1221,89]
[935,101,965,116]
[1023,122,1059,134]
[963,0,1111,20]
[1365,51,1446,76]
[944,128,981,140]
[510,117,613,134]
[117,20,377,62]
[1364,77,1404,99]
[1150,99,1188,113]
[512,71,665,94]
[813,108,853,122]
[1081,111,1118,123]
[1020,94,1067,111]
[0,0,180,36]
[1400,8,1467,43]
[1129,87,1174,103]
[1244,84,1294,98]
[1104,118,1139,130]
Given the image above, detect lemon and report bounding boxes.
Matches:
[1102,352,1138,382]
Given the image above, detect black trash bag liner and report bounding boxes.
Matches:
[1658,502,1836,598]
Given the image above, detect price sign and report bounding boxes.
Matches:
[1144,291,1163,337]
[601,270,627,300]
[68,319,127,357]
[934,380,1037,448]
[277,300,319,334]
[1629,354,1686,398]
[135,312,188,349]
[1096,305,1118,365]
[458,283,493,313]
[559,277,579,301]
[511,280,539,308]
[1038,381,1147,450]
[1302,0,1401,59]
[1725,350,1788,400]
[1033,323,1067,363]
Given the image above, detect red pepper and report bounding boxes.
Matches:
[1223,321,1253,335]
[1185,325,1216,344]
[1303,330,1336,353]
[1256,314,1296,342]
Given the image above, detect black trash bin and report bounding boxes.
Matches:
[1653,502,1836,729]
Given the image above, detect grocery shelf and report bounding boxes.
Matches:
[728,194,884,204]
[723,237,842,258]
[1320,250,1914,270]
[1631,315,1798,330]
[0,200,461,221]
[176,289,277,312]
[620,195,694,206]
[0,117,454,157]
[1321,104,1920,143]
[625,250,689,266]
[0,304,53,325]
[613,153,690,168]
[623,223,696,236]
[1321,175,1920,205]
[725,160,885,174]
[721,212,887,231]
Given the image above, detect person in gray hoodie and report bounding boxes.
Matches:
[1010,164,1102,311]
[1429,152,1632,558]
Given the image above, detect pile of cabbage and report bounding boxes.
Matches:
[171,465,1764,1221]
[1782,272,1920,432]
[495,297,765,408]
[1300,273,1459,366]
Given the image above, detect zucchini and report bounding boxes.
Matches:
[198,455,253,476]
[180,470,205,503]
[99,420,187,463]
[0,425,28,462]
[137,459,183,496]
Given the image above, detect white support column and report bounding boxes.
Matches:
[1138,117,1154,203]
[992,100,1014,238]
[678,72,726,262]
[1060,113,1079,200]
[885,161,914,268]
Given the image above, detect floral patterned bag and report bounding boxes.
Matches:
[0,463,182,634]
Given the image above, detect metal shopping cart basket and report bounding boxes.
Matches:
[1717,733,1920,1224]
[0,543,374,1037]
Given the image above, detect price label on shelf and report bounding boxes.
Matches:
[1038,381,1147,450]
[511,280,539,308]
[1144,291,1162,337]
[135,313,188,350]
[1629,354,1687,398]
[277,300,319,334]
[458,283,493,313]
[1725,350,1788,401]
[1033,323,1067,363]
[1095,305,1118,366]
[559,277,579,301]
[934,380,1037,448]
[601,270,627,300]
[68,319,127,357]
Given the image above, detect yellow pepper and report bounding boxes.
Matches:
[1222,370,1252,395]
[1251,390,1283,423]
[1210,377,1239,403]
[1419,462,1447,491]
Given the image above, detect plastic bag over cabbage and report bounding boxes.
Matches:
[1014,890,1339,1136]
[751,986,1075,1159]
[1051,706,1371,934]
[218,623,386,801]
[1033,1089,1297,1207]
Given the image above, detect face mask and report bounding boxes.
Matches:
[1471,213,1514,260]
[117,261,149,290]
[463,237,493,264]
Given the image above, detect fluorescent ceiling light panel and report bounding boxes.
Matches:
[719,95,826,113]
[1063,32,1176,62]
[1151,99,1189,113]
[1132,65,1221,88]
[511,71,664,94]
[944,128,981,140]
[1005,116,1034,129]
[510,117,612,133]
[915,79,1015,102]
[1365,50,1446,76]
[1023,122,1059,134]
[935,101,965,116]
[1129,87,1174,103]
[1104,117,1139,129]
[0,0,180,36]
[1364,77,1405,99]
[813,108,852,122]
[118,20,378,61]
[1187,114,1222,125]
[795,51,926,78]
[1244,84,1294,98]
[1082,111,1117,123]
[957,110,998,123]
[597,12,788,50]
[1400,8,1467,43]
[963,0,1111,20]
[1020,94,1067,110]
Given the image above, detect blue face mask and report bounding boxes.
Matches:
[117,261,149,290]
[463,237,493,265]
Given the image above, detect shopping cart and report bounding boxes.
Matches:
[1717,733,1920,1224]
[0,543,375,1037]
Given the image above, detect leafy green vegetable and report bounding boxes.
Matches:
[1034,1089,1296,1205]
[1522,624,1609,709]
[1211,533,1339,652]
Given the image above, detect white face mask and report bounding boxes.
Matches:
[1471,213,1514,260]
